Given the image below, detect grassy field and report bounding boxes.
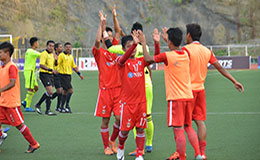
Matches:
[1,70,260,160]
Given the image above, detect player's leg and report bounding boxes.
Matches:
[62,75,73,113]
[135,127,145,159]
[109,115,120,154]
[117,103,134,160]
[16,122,39,153]
[134,102,147,159]
[5,107,39,153]
[94,88,113,155]
[192,90,207,159]
[60,89,67,113]
[109,87,121,153]
[101,117,113,155]
[166,101,186,160]
[184,101,201,158]
[55,87,63,111]
[44,85,56,116]
[145,84,154,152]
[54,74,63,111]
[194,120,206,158]
[65,88,73,113]
[23,71,36,112]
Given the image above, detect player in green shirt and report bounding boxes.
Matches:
[21,37,41,112]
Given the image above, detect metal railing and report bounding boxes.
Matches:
[12,44,260,61]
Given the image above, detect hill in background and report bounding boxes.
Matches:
[0,0,259,48]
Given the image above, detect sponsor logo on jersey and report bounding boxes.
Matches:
[128,72,134,78]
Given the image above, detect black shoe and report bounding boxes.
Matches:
[35,105,42,115]
[56,107,61,112]
[65,106,72,113]
[45,111,57,116]
[59,108,66,113]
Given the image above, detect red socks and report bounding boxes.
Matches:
[110,123,120,142]
[118,131,128,150]
[100,127,110,149]
[199,140,207,155]
[136,132,145,157]
[19,124,37,146]
[185,126,201,157]
[174,128,186,160]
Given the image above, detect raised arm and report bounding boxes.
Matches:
[95,11,106,49]
[138,30,155,64]
[212,61,244,93]
[112,5,121,41]
[153,28,161,55]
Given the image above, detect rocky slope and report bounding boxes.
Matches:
[0,0,259,47]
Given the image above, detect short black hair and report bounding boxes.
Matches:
[0,42,14,57]
[121,35,133,49]
[106,27,113,33]
[64,42,72,47]
[29,37,38,46]
[46,40,55,46]
[186,23,202,41]
[167,27,183,47]
[54,43,62,50]
[131,22,143,33]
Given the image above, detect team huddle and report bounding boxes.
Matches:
[0,5,244,160]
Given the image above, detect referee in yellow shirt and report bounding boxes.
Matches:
[35,40,58,116]
[58,42,84,113]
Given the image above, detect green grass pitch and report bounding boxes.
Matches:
[1,70,260,160]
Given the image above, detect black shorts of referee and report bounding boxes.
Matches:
[59,74,72,91]
[54,74,62,89]
[40,72,54,87]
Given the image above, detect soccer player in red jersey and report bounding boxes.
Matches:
[92,11,122,155]
[139,28,203,160]
[180,24,244,159]
[0,42,39,153]
[116,31,149,160]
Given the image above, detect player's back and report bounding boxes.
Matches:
[164,50,193,101]
[182,42,215,91]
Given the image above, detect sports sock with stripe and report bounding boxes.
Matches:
[110,123,120,142]
[18,124,37,146]
[136,131,145,157]
[118,131,128,150]
[100,127,109,149]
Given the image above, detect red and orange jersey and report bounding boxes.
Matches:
[154,50,193,101]
[92,46,121,89]
[117,57,149,104]
[0,61,21,108]
[182,42,217,91]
